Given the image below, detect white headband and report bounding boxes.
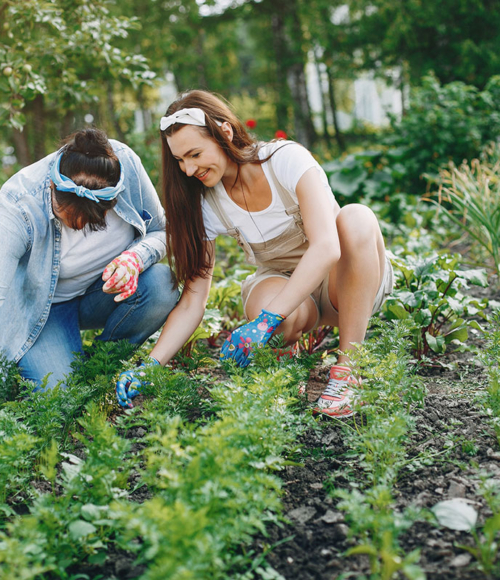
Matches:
[160,107,222,131]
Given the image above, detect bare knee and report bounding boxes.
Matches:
[336,204,381,251]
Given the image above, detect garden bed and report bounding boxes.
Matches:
[1,262,500,580]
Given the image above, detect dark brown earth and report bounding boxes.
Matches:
[250,331,499,580]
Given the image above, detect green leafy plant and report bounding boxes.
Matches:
[0,350,21,402]
[336,486,424,580]
[385,74,500,195]
[384,253,488,358]
[322,148,409,219]
[456,479,500,577]
[427,142,500,274]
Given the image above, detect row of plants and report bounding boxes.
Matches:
[0,332,319,579]
[453,313,500,577]
[319,320,428,580]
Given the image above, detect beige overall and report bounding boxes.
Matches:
[205,161,394,332]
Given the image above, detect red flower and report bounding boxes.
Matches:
[275,130,287,139]
[245,119,257,129]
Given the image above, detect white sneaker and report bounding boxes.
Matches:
[314,365,358,417]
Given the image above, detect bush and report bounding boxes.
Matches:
[385,74,500,194]
[322,74,500,204]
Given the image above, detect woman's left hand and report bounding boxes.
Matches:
[102,250,143,302]
[116,356,160,408]
[220,309,285,367]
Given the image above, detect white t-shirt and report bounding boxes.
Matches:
[201,141,335,243]
[53,209,136,302]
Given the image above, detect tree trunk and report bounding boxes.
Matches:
[314,53,330,147]
[61,110,74,139]
[32,94,46,161]
[287,64,316,147]
[270,13,291,132]
[106,81,126,142]
[270,2,316,148]
[12,128,32,167]
[287,7,316,148]
[195,29,208,88]
[326,67,345,152]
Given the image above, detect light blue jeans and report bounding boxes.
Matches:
[18,264,179,390]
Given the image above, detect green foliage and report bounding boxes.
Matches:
[0,331,313,579]
[321,75,500,215]
[0,409,39,510]
[385,74,500,195]
[336,486,424,580]
[109,365,312,579]
[0,351,21,402]
[456,313,500,576]
[342,0,500,88]
[69,339,136,388]
[384,253,488,358]
[324,320,426,580]
[429,142,500,273]
[322,148,408,207]
[0,402,132,578]
[136,365,204,421]
[457,479,500,576]
[0,0,154,132]
[478,311,500,442]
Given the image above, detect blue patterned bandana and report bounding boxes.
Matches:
[49,152,125,203]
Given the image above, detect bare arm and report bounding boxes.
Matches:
[149,240,215,365]
[266,167,341,316]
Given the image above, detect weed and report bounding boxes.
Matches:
[428,142,500,274]
[336,486,424,580]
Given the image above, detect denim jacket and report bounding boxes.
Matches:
[0,140,167,362]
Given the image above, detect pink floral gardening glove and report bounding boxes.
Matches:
[102,250,143,302]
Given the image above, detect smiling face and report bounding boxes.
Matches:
[167,124,237,187]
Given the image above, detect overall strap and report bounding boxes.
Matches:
[264,158,304,228]
[204,187,257,264]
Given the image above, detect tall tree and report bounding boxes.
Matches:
[0,0,154,162]
[344,0,500,88]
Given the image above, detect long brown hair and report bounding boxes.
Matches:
[161,90,264,286]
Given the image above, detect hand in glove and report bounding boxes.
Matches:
[102,250,143,302]
[220,309,285,368]
[116,356,160,408]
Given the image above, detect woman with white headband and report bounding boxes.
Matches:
[116,90,393,416]
[0,128,179,391]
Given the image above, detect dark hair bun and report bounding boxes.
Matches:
[59,128,120,187]
[70,128,111,158]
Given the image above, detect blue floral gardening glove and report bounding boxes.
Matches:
[220,309,286,368]
[116,356,160,408]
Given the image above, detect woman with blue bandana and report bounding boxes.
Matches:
[0,128,179,390]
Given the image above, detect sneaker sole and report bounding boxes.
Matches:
[313,406,356,418]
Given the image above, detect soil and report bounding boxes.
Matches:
[250,324,499,579]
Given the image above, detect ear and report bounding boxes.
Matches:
[221,121,234,142]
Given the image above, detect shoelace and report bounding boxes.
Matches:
[321,378,350,399]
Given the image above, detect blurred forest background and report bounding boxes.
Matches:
[1,0,500,193]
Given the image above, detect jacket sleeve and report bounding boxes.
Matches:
[125,150,167,271]
[0,197,30,309]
